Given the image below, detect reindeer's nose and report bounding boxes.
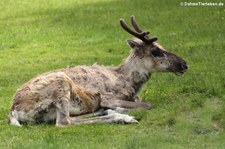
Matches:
[181,63,188,70]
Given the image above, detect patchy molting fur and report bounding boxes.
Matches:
[8,38,187,126]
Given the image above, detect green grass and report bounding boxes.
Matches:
[0,0,224,148]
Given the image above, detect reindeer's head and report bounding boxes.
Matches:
[120,16,188,76]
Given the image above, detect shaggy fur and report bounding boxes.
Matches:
[8,20,188,126]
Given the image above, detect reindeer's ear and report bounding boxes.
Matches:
[127,39,140,48]
[127,39,144,58]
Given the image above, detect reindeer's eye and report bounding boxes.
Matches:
[151,49,164,57]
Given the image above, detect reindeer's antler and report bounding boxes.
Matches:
[131,16,143,33]
[120,15,157,45]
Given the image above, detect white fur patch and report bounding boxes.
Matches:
[9,117,21,127]
[9,111,21,126]
[104,109,138,124]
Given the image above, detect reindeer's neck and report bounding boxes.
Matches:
[116,54,151,93]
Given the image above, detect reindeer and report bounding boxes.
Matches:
[8,16,188,127]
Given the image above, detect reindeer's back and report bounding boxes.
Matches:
[61,65,135,100]
[61,65,118,92]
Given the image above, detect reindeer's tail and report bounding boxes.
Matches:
[8,111,21,127]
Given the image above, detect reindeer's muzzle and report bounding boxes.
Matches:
[165,51,188,76]
[174,62,188,76]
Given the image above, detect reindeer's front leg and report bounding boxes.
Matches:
[70,109,138,125]
[100,99,151,110]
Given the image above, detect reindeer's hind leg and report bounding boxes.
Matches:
[52,78,72,127]
[31,72,74,126]
[8,72,74,126]
[55,97,71,126]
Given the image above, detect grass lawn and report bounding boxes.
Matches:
[0,0,224,148]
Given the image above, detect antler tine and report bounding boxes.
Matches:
[148,36,158,43]
[131,15,144,33]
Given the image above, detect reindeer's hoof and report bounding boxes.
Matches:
[140,102,151,110]
[110,112,138,124]
[56,118,71,127]
[103,109,138,124]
